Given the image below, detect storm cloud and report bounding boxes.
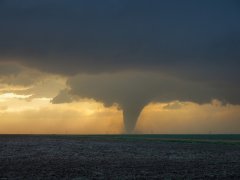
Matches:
[0,1,239,79]
[0,0,240,132]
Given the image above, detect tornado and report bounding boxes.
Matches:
[122,107,141,133]
[52,72,155,133]
[120,98,148,133]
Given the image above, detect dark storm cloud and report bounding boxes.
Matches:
[0,0,239,81]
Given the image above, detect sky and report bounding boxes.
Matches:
[0,0,240,134]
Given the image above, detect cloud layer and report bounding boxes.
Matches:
[0,1,239,81]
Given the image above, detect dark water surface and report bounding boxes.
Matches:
[0,135,240,179]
